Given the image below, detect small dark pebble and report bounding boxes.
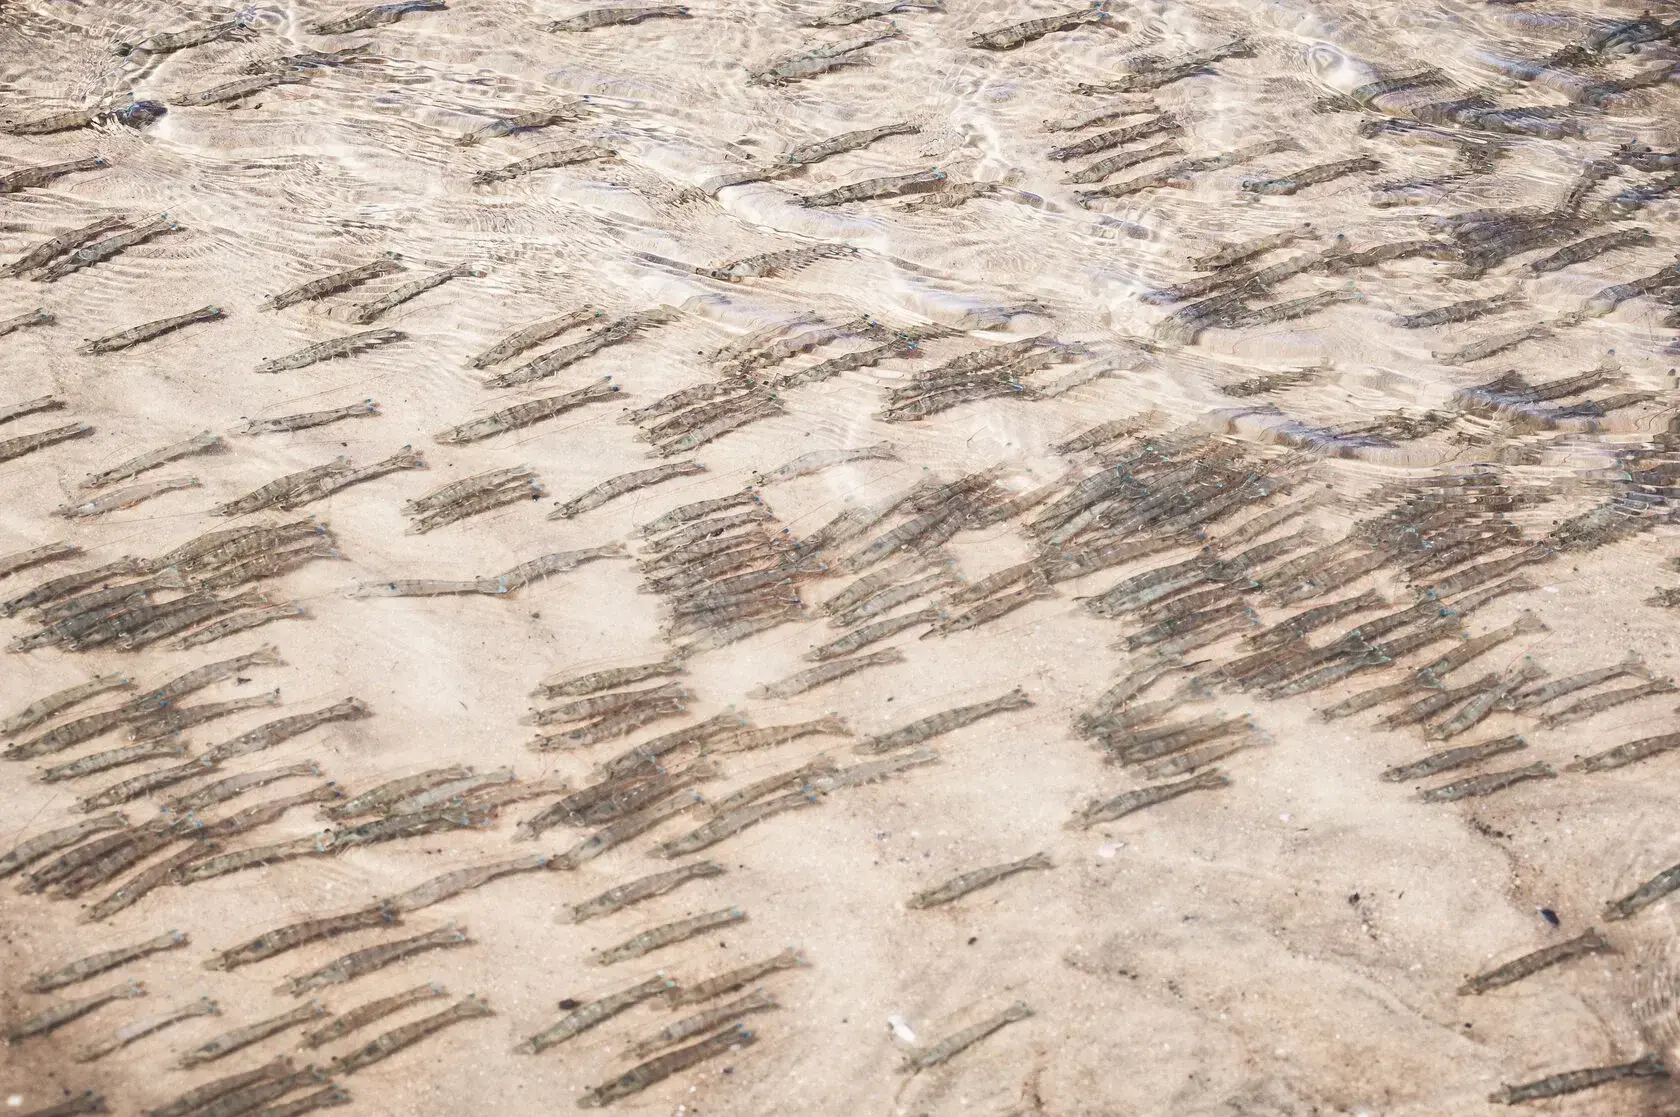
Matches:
[1540,908,1560,926]
[558,998,578,1010]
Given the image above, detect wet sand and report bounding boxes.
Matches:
[4,0,1680,1114]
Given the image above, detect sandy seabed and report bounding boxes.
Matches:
[4,0,1680,1114]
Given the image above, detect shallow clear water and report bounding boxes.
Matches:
[3,0,1680,1112]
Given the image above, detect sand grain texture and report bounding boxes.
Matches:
[5,0,1680,1113]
